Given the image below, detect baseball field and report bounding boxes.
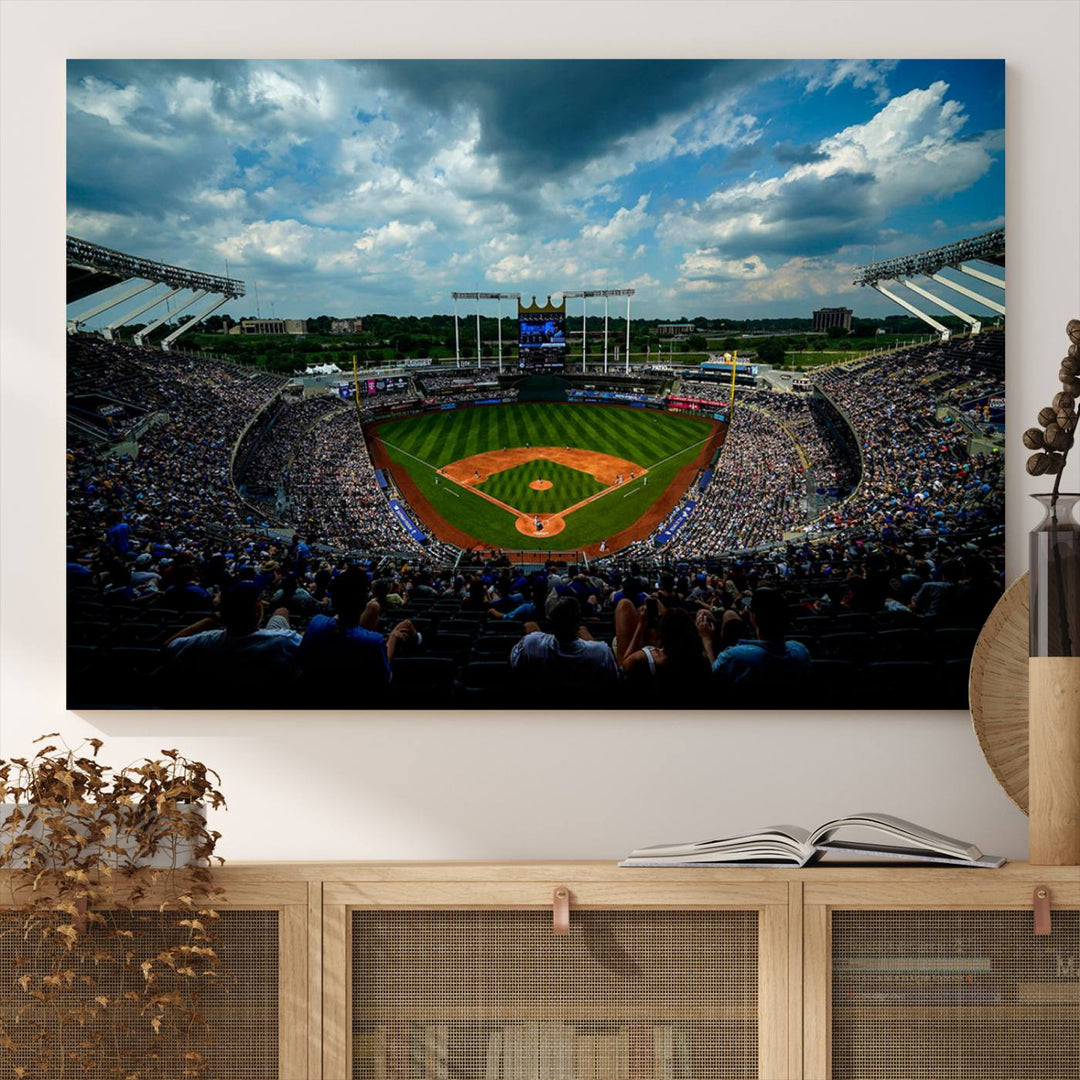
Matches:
[366,402,722,552]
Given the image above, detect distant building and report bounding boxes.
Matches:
[330,317,363,334]
[657,322,698,337]
[231,318,307,336]
[812,307,853,332]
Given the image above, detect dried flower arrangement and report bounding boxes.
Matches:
[1024,319,1080,660]
[1024,320,1079,483]
[0,736,226,1079]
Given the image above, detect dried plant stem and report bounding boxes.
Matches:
[1048,461,1074,657]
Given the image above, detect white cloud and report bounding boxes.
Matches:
[68,76,143,126]
[580,195,650,246]
[657,82,1002,256]
[736,256,859,302]
[679,250,770,281]
[803,60,899,104]
[354,220,436,253]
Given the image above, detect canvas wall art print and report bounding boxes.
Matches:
[65,59,1006,710]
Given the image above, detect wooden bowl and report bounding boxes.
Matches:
[969,573,1030,814]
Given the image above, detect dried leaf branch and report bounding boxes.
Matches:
[0,737,227,1079]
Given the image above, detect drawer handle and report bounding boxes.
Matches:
[553,887,570,935]
[1033,886,1052,936]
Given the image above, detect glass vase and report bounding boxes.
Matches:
[1029,492,1080,657]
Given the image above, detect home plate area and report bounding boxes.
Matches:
[437,446,648,538]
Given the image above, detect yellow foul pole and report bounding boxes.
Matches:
[729,349,738,417]
[352,354,363,427]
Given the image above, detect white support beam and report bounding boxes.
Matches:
[625,293,631,374]
[453,295,460,368]
[475,297,481,369]
[497,297,502,375]
[872,282,951,341]
[901,280,981,334]
[960,263,1006,290]
[581,297,587,373]
[931,272,1006,316]
[603,296,609,373]
[69,278,156,331]
[101,286,184,340]
[160,295,231,351]
[133,290,208,346]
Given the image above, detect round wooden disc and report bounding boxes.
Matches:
[969,573,1030,814]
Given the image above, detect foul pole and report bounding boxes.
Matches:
[352,355,364,428]
[453,295,460,367]
[729,350,738,417]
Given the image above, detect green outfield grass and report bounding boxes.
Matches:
[477,460,606,514]
[369,402,716,550]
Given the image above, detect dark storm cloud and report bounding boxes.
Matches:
[771,140,828,165]
[720,142,763,171]
[66,109,229,219]
[362,59,785,181]
[759,169,875,225]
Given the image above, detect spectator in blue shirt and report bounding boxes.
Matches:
[105,511,132,557]
[698,587,810,705]
[297,566,415,707]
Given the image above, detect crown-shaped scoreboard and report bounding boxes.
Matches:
[518,295,568,369]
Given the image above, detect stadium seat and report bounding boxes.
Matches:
[388,656,456,705]
[471,635,520,659]
[875,628,933,662]
[484,619,523,637]
[114,621,171,647]
[932,627,981,662]
[806,660,862,709]
[941,658,972,709]
[819,632,875,666]
[460,660,513,688]
[428,632,473,665]
[440,619,483,638]
[835,612,873,631]
[866,661,940,709]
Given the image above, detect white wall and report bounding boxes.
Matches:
[2,1,1078,862]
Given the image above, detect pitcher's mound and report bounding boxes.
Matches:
[529,479,553,491]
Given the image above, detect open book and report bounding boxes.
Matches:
[620,812,1006,868]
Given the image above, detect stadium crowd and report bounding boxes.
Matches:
[70,537,997,709]
[67,332,1005,710]
[237,393,342,497]
[282,408,427,554]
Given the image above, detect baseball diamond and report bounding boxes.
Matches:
[366,402,722,553]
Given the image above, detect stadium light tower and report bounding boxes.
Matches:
[451,292,520,372]
[563,288,635,374]
[853,228,1005,341]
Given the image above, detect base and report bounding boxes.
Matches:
[1028,656,1080,865]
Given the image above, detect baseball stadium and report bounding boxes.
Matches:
[66,232,1007,712]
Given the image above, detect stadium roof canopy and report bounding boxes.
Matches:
[852,228,1005,285]
[851,228,1005,342]
[67,235,246,350]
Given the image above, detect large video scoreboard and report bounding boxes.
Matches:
[518,296,566,370]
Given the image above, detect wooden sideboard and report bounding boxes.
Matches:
[3,861,1077,1080]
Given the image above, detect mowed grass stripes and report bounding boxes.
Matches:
[377,402,710,467]
[370,403,716,550]
[478,460,605,514]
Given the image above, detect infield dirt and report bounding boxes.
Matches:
[366,408,725,554]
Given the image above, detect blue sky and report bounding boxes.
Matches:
[66,59,1004,320]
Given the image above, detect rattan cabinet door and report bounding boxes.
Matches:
[324,876,791,1080]
[804,875,1080,1080]
[0,907,287,1080]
